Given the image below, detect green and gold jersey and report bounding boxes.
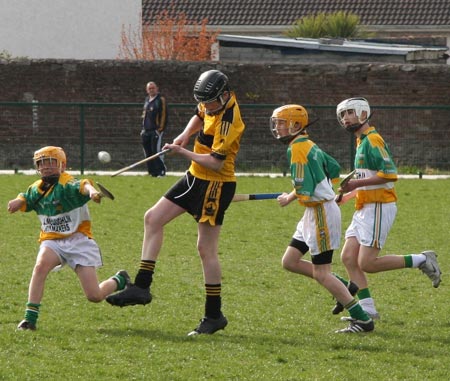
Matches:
[354,126,398,209]
[189,92,245,182]
[16,172,94,242]
[288,134,340,206]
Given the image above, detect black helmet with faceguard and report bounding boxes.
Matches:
[193,70,229,104]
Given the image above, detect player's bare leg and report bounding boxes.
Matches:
[106,197,184,307]
[281,246,313,278]
[76,266,130,302]
[18,247,60,330]
[188,223,228,336]
[340,237,379,319]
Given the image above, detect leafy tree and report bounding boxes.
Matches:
[285,11,369,39]
[119,9,219,61]
[0,49,28,61]
[0,49,12,59]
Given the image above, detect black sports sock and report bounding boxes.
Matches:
[205,284,222,319]
[134,260,156,289]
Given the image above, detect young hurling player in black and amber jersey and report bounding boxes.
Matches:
[190,95,244,182]
[106,70,245,336]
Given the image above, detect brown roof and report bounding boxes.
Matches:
[142,0,450,26]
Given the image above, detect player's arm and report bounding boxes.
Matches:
[166,143,224,171]
[7,197,25,213]
[277,190,296,207]
[342,174,392,193]
[80,180,101,203]
[157,96,168,133]
[336,188,357,204]
[163,114,224,171]
[167,114,203,148]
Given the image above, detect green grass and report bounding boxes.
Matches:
[1,174,449,380]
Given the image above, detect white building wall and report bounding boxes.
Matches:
[0,0,141,59]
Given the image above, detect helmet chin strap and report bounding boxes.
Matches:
[345,112,373,133]
[278,118,320,144]
[204,94,228,115]
[41,174,60,185]
[32,174,60,208]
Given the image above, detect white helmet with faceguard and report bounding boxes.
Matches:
[270,104,309,144]
[336,97,371,132]
[33,146,66,184]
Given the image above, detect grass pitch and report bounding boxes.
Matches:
[1,174,449,380]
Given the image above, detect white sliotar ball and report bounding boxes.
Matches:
[98,151,111,163]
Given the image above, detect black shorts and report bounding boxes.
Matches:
[164,171,236,225]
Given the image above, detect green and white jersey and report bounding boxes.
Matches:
[288,134,340,206]
[17,172,94,242]
[354,126,398,209]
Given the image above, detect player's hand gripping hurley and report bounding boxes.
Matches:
[335,169,356,203]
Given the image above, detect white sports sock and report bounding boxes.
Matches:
[411,254,426,268]
[359,298,378,315]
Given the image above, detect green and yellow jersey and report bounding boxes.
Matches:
[16,172,94,242]
[189,92,245,181]
[354,126,398,209]
[288,134,340,206]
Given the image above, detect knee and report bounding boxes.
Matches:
[144,208,159,230]
[197,245,216,263]
[341,251,356,268]
[312,272,327,285]
[86,293,103,303]
[281,256,292,271]
[144,208,153,224]
[32,262,51,278]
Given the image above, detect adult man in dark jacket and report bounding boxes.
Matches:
[141,81,168,177]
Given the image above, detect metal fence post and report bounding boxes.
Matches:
[79,104,85,174]
[349,133,355,171]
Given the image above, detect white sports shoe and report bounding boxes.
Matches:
[336,317,374,333]
[419,251,442,288]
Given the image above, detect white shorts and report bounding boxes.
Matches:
[293,200,341,256]
[345,202,397,249]
[40,232,103,270]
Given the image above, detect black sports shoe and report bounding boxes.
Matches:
[335,317,374,333]
[332,280,359,315]
[17,319,36,331]
[187,314,228,336]
[106,285,152,307]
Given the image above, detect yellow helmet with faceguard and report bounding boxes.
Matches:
[33,146,66,183]
[270,104,309,144]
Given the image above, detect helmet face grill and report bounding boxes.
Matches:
[193,70,229,103]
[33,146,66,176]
[336,97,370,129]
